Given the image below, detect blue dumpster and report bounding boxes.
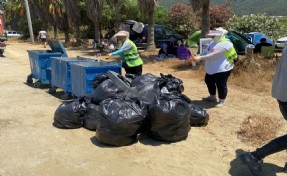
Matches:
[26,40,67,88]
[70,61,122,97]
[49,56,96,99]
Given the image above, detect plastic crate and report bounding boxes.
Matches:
[27,40,67,86]
[70,61,122,97]
[51,57,96,93]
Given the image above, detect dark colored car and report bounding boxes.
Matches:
[129,24,184,48]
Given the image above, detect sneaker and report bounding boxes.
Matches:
[215,102,224,108]
[202,96,217,102]
[216,99,225,108]
[242,152,263,176]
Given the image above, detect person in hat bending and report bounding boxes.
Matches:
[194,29,238,107]
[107,30,143,75]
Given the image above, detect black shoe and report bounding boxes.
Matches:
[242,152,264,176]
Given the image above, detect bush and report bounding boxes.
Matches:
[227,13,287,41]
[169,3,199,38]
[209,3,234,29]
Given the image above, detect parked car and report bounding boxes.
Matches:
[275,37,287,50]
[5,31,23,38]
[244,32,274,46]
[119,21,183,48]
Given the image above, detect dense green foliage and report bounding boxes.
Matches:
[227,14,287,41]
[159,0,287,16]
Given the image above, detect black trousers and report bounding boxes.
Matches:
[123,63,142,75]
[204,70,232,99]
[252,100,287,160]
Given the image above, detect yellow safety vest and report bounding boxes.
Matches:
[219,38,238,65]
[123,39,143,67]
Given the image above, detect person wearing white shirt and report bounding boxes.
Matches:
[241,44,287,176]
[38,29,48,48]
[195,29,237,107]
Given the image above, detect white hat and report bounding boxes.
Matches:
[206,30,223,37]
[215,27,228,35]
[113,30,130,37]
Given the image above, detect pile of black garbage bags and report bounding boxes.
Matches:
[53,73,209,146]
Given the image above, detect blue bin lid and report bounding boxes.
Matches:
[48,40,68,56]
[71,61,120,67]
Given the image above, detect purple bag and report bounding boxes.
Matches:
[177,45,192,60]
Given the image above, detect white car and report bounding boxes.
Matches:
[5,31,23,38]
[275,37,287,50]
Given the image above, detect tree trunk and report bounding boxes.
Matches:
[115,1,121,29]
[200,1,210,38]
[76,26,81,45]
[94,22,101,43]
[53,25,58,39]
[64,31,70,44]
[146,14,156,51]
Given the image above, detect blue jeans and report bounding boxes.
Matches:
[252,100,287,160]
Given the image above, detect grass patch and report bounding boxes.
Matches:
[237,114,282,146]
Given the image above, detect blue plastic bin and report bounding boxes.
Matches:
[50,56,96,94]
[27,40,67,87]
[70,61,122,97]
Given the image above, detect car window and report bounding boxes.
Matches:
[164,27,175,36]
[13,32,17,34]
[155,28,164,38]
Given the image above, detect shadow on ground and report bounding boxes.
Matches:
[229,149,283,176]
[190,99,218,109]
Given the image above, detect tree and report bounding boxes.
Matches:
[189,0,210,38]
[85,0,103,43]
[62,0,81,44]
[108,0,121,29]
[169,3,198,37]
[209,1,233,29]
[137,0,158,50]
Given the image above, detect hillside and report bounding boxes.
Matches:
[159,0,287,16]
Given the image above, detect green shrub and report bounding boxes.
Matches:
[227,13,287,41]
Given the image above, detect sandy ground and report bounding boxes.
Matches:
[0,40,287,176]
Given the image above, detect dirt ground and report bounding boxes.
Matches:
[0,40,286,176]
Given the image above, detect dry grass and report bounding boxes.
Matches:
[237,114,282,146]
[230,55,278,94]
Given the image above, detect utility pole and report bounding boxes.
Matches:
[24,0,34,43]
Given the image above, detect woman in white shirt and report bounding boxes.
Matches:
[195,29,237,107]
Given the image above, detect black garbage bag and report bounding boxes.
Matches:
[96,98,147,146]
[188,104,209,127]
[130,73,161,87]
[160,73,184,93]
[83,103,102,131]
[124,81,165,106]
[93,79,124,104]
[53,97,88,129]
[92,74,109,89]
[178,94,209,127]
[147,93,191,142]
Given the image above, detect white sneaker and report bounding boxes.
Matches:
[216,99,225,107]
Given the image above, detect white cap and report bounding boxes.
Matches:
[113,30,130,37]
[206,30,223,37]
[215,27,228,35]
